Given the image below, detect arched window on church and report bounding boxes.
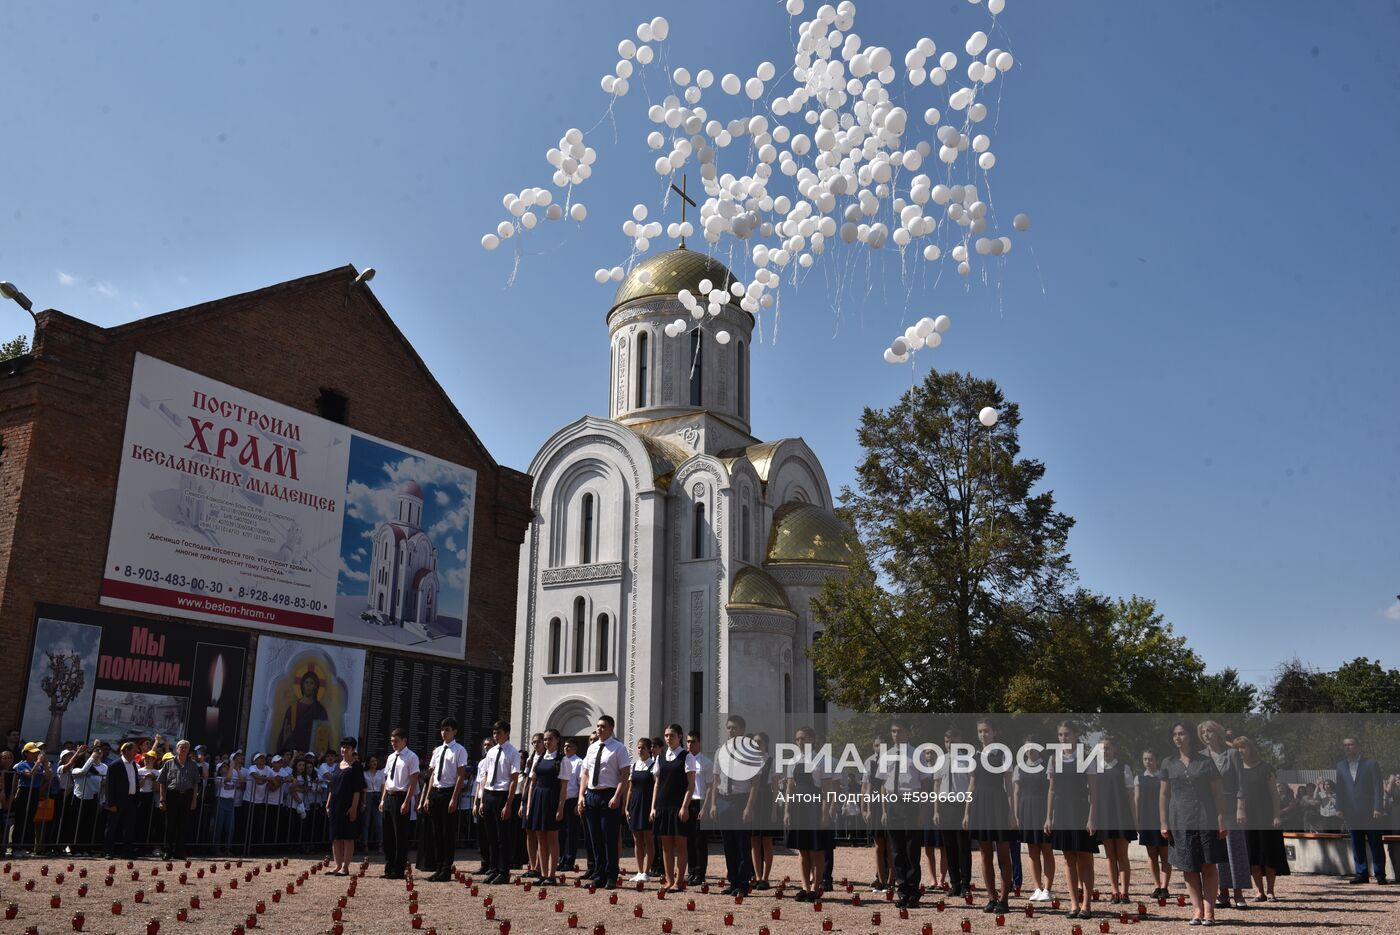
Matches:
[595,613,610,672]
[692,502,707,559]
[636,332,649,408]
[573,597,586,673]
[689,330,703,406]
[784,673,792,715]
[741,503,751,563]
[736,339,746,419]
[580,493,595,565]
[548,617,562,674]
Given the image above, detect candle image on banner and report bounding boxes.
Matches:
[247,635,364,756]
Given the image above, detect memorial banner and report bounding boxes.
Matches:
[100,353,476,658]
[20,604,248,753]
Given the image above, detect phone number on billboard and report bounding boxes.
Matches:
[117,565,326,612]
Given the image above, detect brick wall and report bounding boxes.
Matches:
[0,266,533,734]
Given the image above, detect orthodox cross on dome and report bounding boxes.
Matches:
[669,174,696,249]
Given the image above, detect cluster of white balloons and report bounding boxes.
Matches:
[486,0,1037,356]
[883,314,949,363]
[603,17,671,97]
[482,128,593,251]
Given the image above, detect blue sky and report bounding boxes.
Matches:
[2,2,1397,689]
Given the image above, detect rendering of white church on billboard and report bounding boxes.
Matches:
[511,245,857,743]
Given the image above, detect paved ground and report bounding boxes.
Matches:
[1,847,1394,933]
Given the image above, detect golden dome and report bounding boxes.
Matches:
[610,247,741,315]
[766,502,859,567]
[727,566,792,612]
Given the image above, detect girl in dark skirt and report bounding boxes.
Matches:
[1095,735,1137,905]
[1135,750,1172,900]
[1045,720,1098,921]
[1161,721,1228,926]
[525,729,566,885]
[1234,736,1289,900]
[649,724,696,893]
[626,737,656,882]
[748,732,776,890]
[1013,738,1053,902]
[783,725,836,901]
[963,718,1016,915]
[325,738,365,876]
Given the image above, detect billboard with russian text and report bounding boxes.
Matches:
[100,353,476,659]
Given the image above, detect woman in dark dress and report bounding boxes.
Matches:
[1045,720,1098,921]
[325,737,365,876]
[649,723,696,893]
[1095,735,1137,905]
[626,737,656,882]
[964,718,1016,915]
[1013,737,1053,903]
[525,728,566,885]
[1135,750,1172,900]
[747,732,776,890]
[1160,721,1228,925]
[1233,736,1288,901]
[783,725,836,901]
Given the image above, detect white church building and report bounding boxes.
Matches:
[511,246,857,745]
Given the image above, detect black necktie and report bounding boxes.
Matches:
[436,746,447,783]
[388,752,397,789]
[894,746,902,791]
[591,742,604,788]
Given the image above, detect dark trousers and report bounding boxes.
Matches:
[1010,842,1022,892]
[13,787,41,850]
[164,790,193,858]
[941,828,972,893]
[480,790,512,876]
[69,797,101,851]
[560,797,581,866]
[583,788,622,883]
[887,819,923,899]
[1351,829,1387,878]
[685,800,707,879]
[382,792,410,875]
[717,795,754,889]
[105,803,137,857]
[426,788,459,873]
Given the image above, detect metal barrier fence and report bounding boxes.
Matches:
[0,776,480,858]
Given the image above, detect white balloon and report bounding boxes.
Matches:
[673,67,691,85]
[958,261,971,276]
[883,348,899,364]
[632,204,648,222]
[481,233,499,250]
[978,151,996,169]
[998,236,1013,254]
[520,210,537,229]
[716,330,731,345]
[636,22,653,42]
[978,406,999,427]
[655,156,672,175]
[988,0,1005,13]
[570,203,587,221]
[923,244,941,260]
[1013,213,1030,231]
[697,68,714,88]
[939,51,957,70]
[924,107,941,125]
[757,60,776,81]
[787,0,805,12]
[636,45,654,65]
[721,72,741,95]
[933,314,951,332]
[496,220,514,238]
[891,336,909,355]
[966,31,988,56]
[650,16,669,40]
[618,39,636,59]
[594,269,610,284]
[996,50,1014,72]
[638,269,653,284]
[745,77,764,100]
[610,266,625,281]
[546,204,564,221]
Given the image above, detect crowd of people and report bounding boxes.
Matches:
[2,718,1395,927]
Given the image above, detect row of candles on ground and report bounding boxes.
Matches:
[461,869,1167,934]
[1,856,375,935]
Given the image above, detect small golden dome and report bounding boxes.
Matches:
[766,502,859,567]
[610,247,741,315]
[727,566,792,612]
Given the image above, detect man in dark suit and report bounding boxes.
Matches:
[1336,737,1387,884]
[104,741,141,859]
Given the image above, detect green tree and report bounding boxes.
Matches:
[0,334,28,360]
[809,369,1076,711]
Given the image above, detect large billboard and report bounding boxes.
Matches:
[100,353,476,659]
[20,605,249,753]
[246,635,364,757]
